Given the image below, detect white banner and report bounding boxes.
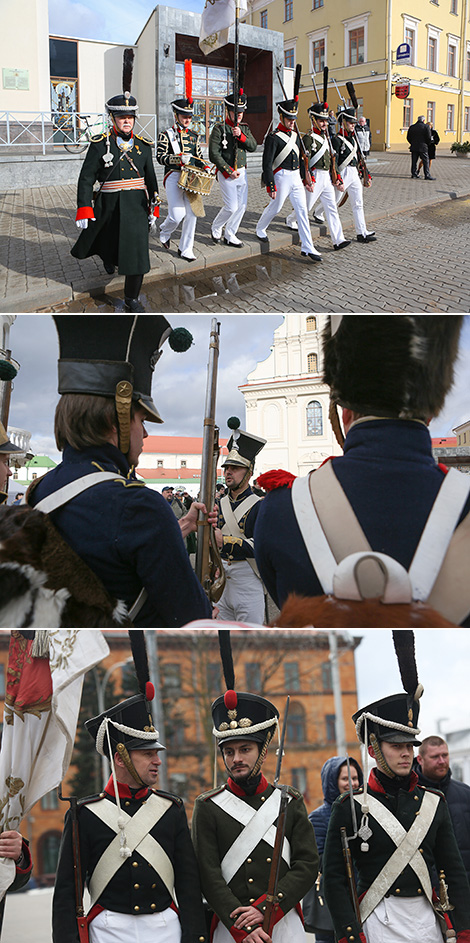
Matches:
[0,630,109,901]
[199,0,248,55]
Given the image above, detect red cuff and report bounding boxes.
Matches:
[456,933,470,943]
[222,168,233,178]
[338,935,366,943]
[16,842,32,875]
[75,206,95,221]
[252,893,284,933]
[239,132,247,144]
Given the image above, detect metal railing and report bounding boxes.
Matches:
[0,111,158,155]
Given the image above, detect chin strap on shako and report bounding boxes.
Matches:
[115,380,133,456]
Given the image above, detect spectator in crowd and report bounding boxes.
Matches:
[418,123,439,175]
[356,116,371,157]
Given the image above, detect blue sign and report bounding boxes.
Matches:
[396,42,412,63]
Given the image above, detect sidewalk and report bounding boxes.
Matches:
[1,152,469,312]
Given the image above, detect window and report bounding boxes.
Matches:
[450,0,458,12]
[405,28,415,65]
[322,661,332,691]
[260,9,267,28]
[163,663,181,690]
[287,702,306,742]
[307,401,323,436]
[446,103,455,130]
[180,460,187,467]
[284,662,300,691]
[312,39,325,73]
[427,101,435,124]
[306,316,317,331]
[307,353,318,373]
[313,0,324,8]
[246,662,261,691]
[157,459,163,467]
[285,0,293,21]
[207,662,221,693]
[467,49,470,81]
[349,28,364,65]
[291,768,307,794]
[465,107,470,132]
[325,714,336,742]
[31,472,37,480]
[428,36,437,71]
[403,98,412,129]
[39,831,62,875]
[41,790,59,811]
[448,43,457,76]
[284,48,295,69]
[0,664,4,697]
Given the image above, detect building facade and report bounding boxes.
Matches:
[240,314,342,477]
[0,629,361,884]
[243,0,470,149]
[137,435,228,494]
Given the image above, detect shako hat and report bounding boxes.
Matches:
[85,693,165,758]
[352,692,421,746]
[308,102,329,121]
[172,59,194,116]
[212,691,279,748]
[0,422,24,455]
[323,315,463,422]
[106,49,139,117]
[337,106,357,123]
[54,315,193,453]
[222,417,266,469]
[277,62,301,120]
[224,91,247,111]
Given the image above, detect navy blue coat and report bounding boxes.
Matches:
[309,756,364,856]
[29,444,212,627]
[414,762,470,885]
[254,419,470,625]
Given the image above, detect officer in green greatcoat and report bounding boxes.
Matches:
[71,54,159,312]
[209,90,257,247]
[192,691,319,943]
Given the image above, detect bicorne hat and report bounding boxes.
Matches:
[222,417,266,469]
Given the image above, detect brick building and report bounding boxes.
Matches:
[0,629,362,884]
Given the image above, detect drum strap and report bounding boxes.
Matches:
[166,127,181,156]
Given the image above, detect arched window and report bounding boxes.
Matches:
[287,701,306,743]
[307,352,318,373]
[306,316,317,332]
[307,401,323,436]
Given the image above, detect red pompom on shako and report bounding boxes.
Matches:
[257,469,296,491]
[224,689,238,710]
[145,681,155,702]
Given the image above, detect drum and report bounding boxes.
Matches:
[178,165,215,196]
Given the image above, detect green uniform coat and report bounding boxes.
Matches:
[191,776,319,938]
[71,132,158,275]
[323,770,470,943]
[209,122,257,175]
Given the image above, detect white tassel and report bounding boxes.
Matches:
[31,630,51,658]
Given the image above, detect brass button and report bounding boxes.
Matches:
[278,892,283,899]
[150,903,156,910]
[199,938,205,942]
[248,877,254,883]
[132,862,138,868]
[349,937,355,941]
[266,857,272,863]
[134,883,139,890]
[395,888,401,894]
[260,796,265,802]
[417,888,422,894]
[347,928,352,932]
[419,848,423,854]
[247,858,252,864]
[100,793,105,798]
[134,906,140,912]
[414,795,419,801]
[246,928,252,933]
[125,801,130,806]
[152,884,156,889]
[250,899,255,904]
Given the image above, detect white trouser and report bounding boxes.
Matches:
[286,169,345,245]
[213,909,304,943]
[160,171,197,259]
[257,169,317,255]
[217,560,265,625]
[363,897,443,943]
[89,907,181,943]
[212,168,248,241]
[335,165,369,236]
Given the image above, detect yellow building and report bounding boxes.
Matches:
[244,0,470,149]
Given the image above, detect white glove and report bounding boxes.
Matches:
[148,214,157,229]
[181,154,190,165]
[76,217,95,229]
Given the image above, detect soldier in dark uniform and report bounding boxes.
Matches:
[323,686,470,943]
[254,316,470,626]
[53,689,208,943]
[286,102,350,251]
[209,90,257,247]
[71,51,159,312]
[256,97,322,261]
[214,419,266,625]
[191,690,319,943]
[28,316,213,628]
[331,108,376,243]
[0,422,24,504]
[157,62,209,262]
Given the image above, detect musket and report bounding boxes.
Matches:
[195,319,226,604]
[332,77,371,189]
[275,64,313,189]
[58,784,89,943]
[311,68,340,188]
[262,696,290,935]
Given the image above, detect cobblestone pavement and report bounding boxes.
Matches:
[1,151,469,312]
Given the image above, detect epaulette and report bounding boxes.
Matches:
[286,785,303,799]
[198,784,227,802]
[257,469,296,492]
[135,133,154,146]
[77,792,107,808]
[338,786,365,805]
[418,784,446,800]
[152,788,183,806]
[91,133,106,142]
[121,480,146,489]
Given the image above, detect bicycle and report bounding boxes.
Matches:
[58,114,106,154]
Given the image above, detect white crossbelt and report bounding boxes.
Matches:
[211,788,291,884]
[309,133,328,168]
[356,791,439,922]
[87,794,176,906]
[220,494,262,580]
[337,135,357,173]
[273,131,299,171]
[33,471,127,514]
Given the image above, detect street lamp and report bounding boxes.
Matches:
[93,657,133,788]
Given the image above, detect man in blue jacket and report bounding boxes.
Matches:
[415,736,470,885]
[28,316,212,627]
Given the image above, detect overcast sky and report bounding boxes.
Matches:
[49,0,205,44]
[6,314,470,464]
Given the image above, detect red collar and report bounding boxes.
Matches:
[228,774,269,797]
[104,776,150,801]
[368,768,419,794]
[277,122,293,134]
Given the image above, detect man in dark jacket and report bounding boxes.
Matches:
[415,736,470,885]
[406,115,434,179]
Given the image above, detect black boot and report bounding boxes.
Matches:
[124,275,144,312]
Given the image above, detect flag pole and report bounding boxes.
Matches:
[233,0,240,169]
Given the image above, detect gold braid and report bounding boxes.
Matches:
[369,734,395,778]
[116,742,145,786]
